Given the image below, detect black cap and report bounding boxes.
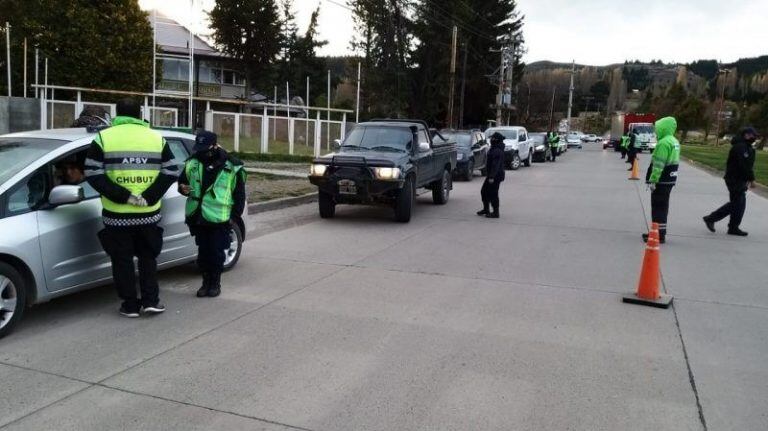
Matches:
[194,130,218,152]
[490,132,505,143]
[742,126,759,137]
[116,98,141,119]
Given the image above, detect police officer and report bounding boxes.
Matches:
[642,116,680,244]
[620,133,629,159]
[85,98,179,317]
[627,129,639,170]
[547,131,559,162]
[178,131,246,298]
[702,127,759,236]
[477,132,505,218]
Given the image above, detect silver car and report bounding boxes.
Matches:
[0,128,245,338]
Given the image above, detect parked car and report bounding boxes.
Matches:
[484,126,533,170]
[566,132,583,149]
[308,119,457,223]
[529,133,551,162]
[581,134,599,143]
[0,128,246,338]
[439,129,489,181]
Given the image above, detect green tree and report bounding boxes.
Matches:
[675,96,707,142]
[209,0,282,93]
[0,0,153,94]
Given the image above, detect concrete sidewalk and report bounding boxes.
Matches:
[0,145,765,430]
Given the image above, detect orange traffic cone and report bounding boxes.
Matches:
[648,222,660,242]
[622,235,673,308]
[628,158,640,180]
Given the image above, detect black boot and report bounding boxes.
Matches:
[207,272,221,297]
[196,273,210,298]
[476,208,489,216]
[727,227,748,237]
[486,207,499,218]
[703,216,715,233]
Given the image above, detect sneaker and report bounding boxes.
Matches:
[119,304,140,318]
[486,212,499,219]
[207,286,221,297]
[727,228,748,237]
[476,209,489,216]
[703,216,716,233]
[141,303,166,315]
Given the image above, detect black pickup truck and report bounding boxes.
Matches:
[308,119,457,222]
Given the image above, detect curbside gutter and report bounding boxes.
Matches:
[682,156,768,199]
[247,192,317,215]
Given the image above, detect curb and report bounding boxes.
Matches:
[247,193,317,215]
[682,156,768,199]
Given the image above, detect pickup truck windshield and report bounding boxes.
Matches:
[439,133,471,148]
[342,126,411,152]
[0,138,64,185]
[631,124,654,134]
[485,128,517,140]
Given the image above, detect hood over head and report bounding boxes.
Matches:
[655,116,677,140]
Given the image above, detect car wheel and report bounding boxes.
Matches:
[432,169,451,205]
[394,176,414,223]
[0,262,26,339]
[523,150,532,167]
[318,191,336,219]
[465,160,474,181]
[222,223,244,271]
[510,153,521,170]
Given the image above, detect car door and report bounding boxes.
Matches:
[413,127,434,186]
[473,132,487,168]
[34,151,111,292]
[518,129,530,158]
[156,137,197,266]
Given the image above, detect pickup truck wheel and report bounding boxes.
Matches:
[510,153,521,170]
[523,150,532,167]
[394,177,414,223]
[432,169,451,205]
[0,262,26,339]
[318,191,336,219]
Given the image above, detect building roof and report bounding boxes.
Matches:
[149,12,228,59]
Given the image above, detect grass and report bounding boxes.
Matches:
[246,171,315,203]
[216,136,324,158]
[680,145,767,185]
[233,152,314,163]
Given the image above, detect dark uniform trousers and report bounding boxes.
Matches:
[708,181,748,229]
[97,224,163,308]
[550,146,557,162]
[481,178,501,211]
[627,149,637,166]
[192,225,231,274]
[651,184,674,237]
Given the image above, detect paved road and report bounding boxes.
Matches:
[1,145,766,430]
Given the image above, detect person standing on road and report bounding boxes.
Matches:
[702,127,759,236]
[477,132,506,219]
[627,129,639,171]
[547,131,559,162]
[85,98,179,317]
[620,133,629,159]
[642,116,680,244]
[178,131,246,298]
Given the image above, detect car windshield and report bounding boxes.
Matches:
[440,133,471,148]
[632,124,654,134]
[0,138,64,185]
[485,128,516,140]
[342,126,411,152]
[529,134,546,144]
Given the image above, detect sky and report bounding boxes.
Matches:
[139,0,768,66]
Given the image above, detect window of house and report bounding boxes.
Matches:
[161,59,190,81]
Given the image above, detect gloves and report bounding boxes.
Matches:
[127,194,148,207]
[647,183,656,192]
[487,178,495,184]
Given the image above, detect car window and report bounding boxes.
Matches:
[53,149,99,199]
[6,167,51,216]
[418,128,430,149]
[486,128,516,140]
[165,138,190,170]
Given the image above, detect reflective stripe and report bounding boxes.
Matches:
[84,157,103,168]
[161,168,179,176]
[104,163,161,171]
[161,160,177,167]
[84,169,105,176]
[104,151,162,159]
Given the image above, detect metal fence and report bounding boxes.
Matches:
[206,109,354,157]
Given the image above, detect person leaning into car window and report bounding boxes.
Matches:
[477,132,506,219]
[178,131,246,298]
[57,155,86,186]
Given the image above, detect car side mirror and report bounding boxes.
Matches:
[332,139,342,150]
[418,141,431,152]
[518,136,525,142]
[48,185,85,207]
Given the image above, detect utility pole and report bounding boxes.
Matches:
[458,42,468,130]
[566,61,575,135]
[355,61,361,123]
[495,47,504,126]
[548,86,557,131]
[447,26,458,129]
[5,22,11,97]
[23,38,27,98]
[714,68,730,146]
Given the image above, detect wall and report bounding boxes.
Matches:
[0,96,41,134]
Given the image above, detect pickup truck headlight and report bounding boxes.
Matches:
[310,164,327,176]
[456,153,464,161]
[373,167,401,180]
[535,145,545,151]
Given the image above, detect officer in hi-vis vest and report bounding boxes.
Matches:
[85,98,179,318]
[178,131,246,298]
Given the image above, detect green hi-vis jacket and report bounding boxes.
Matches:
[548,133,560,147]
[94,116,164,214]
[645,116,680,185]
[620,135,630,149]
[184,158,246,223]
